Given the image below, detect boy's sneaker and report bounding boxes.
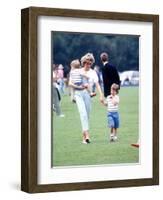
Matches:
[86,139,91,144]
[113,136,118,141]
[110,134,114,142]
[110,138,115,142]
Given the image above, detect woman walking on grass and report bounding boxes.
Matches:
[69,53,104,144]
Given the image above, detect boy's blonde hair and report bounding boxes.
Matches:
[111,83,120,94]
[70,59,81,69]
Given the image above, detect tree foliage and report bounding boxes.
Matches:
[52,31,139,73]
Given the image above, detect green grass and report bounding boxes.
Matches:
[52,87,139,167]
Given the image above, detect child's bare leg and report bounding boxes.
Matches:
[110,128,114,141]
[114,128,117,136]
[113,128,118,141]
[110,128,114,135]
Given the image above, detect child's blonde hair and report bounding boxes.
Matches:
[111,83,120,94]
[70,59,81,69]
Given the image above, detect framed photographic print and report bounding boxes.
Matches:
[21,7,159,193]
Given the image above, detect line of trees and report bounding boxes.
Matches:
[52,31,139,74]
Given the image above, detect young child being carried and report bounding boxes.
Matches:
[70,59,95,97]
[102,83,120,142]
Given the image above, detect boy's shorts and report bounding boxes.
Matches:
[107,112,120,128]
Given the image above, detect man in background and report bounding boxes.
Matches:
[100,52,120,97]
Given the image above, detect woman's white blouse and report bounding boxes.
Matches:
[80,68,99,84]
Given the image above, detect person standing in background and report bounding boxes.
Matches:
[57,64,65,94]
[100,52,120,97]
[53,65,65,117]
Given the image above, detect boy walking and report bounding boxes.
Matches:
[103,83,120,142]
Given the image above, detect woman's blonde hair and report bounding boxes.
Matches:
[70,59,81,69]
[80,53,95,66]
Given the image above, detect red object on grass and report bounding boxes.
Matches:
[131,143,139,148]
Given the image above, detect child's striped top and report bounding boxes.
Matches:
[70,69,83,85]
[106,95,119,112]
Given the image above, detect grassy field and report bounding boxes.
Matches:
[52,86,139,167]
